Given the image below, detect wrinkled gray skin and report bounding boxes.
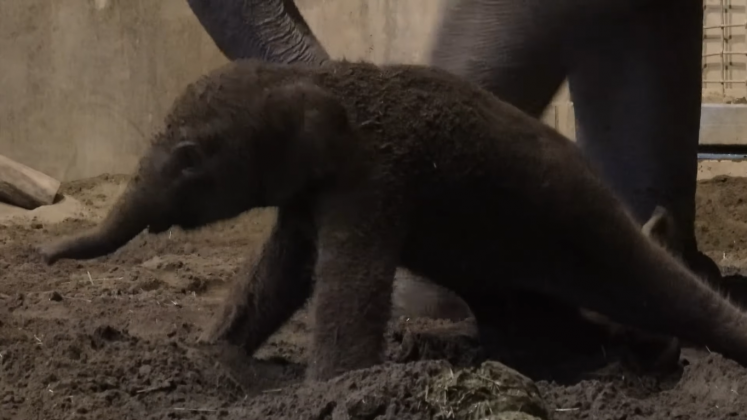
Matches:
[183,0,722,322]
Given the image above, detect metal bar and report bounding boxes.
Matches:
[720,0,727,94]
[704,23,744,29]
[698,153,747,160]
[703,1,709,91]
[703,51,747,57]
[702,79,747,83]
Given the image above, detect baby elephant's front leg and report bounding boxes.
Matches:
[308,203,403,381]
[200,206,316,354]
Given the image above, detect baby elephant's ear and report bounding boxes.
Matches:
[264,82,352,147]
[261,82,353,201]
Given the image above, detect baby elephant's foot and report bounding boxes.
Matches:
[306,331,384,382]
[198,301,251,348]
[35,242,61,265]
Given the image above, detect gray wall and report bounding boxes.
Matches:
[1,0,229,181]
[0,0,451,181]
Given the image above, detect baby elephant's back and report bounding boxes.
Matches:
[317,62,505,172]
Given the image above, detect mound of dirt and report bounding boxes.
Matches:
[2,174,747,420]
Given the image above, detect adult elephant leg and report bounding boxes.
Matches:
[429,0,569,117]
[428,0,659,117]
[567,1,720,282]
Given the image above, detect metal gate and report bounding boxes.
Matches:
[703,0,747,101]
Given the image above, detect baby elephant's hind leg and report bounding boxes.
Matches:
[541,210,747,366]
[200,206,317,355]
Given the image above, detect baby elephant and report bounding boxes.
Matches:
[39,59,747,382]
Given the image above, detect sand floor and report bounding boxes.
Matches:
[2,174,747,419]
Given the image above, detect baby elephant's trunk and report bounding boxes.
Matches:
[38,181,154,265]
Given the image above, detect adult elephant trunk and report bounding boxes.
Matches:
[186,0,330,65]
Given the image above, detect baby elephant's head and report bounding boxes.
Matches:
[38,69,355,265]
[147,79,355,233]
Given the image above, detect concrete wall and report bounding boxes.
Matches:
[297,0,446,65]
[0,0,451,182]
[0,0,229,181]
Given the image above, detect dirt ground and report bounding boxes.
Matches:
[3,174,747,420]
